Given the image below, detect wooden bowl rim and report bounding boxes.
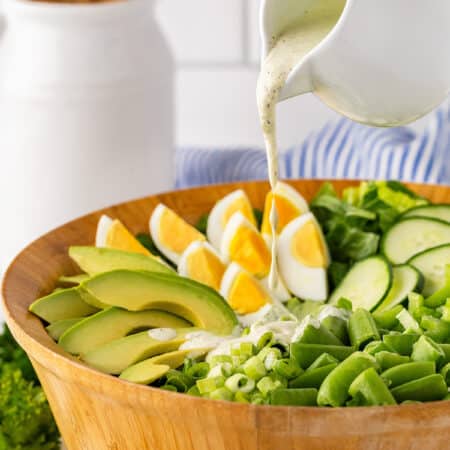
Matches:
[2,179,450,424]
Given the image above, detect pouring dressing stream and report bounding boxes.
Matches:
[257,0,346,292]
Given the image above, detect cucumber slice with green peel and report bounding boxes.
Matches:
[402,204,450,223]
[408,244,450,296]
[375,265,424,312]
[381,218,450,264]
[328,256,392,311]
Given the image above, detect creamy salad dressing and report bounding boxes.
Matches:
[257,0,346,292]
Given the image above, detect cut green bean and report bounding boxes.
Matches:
[321,316,348,344]
[364,341,391,356]
[295,319,343,346]
[396,309,422,334]
[290,343,356,369]
[348,309,380,349]
[411,335,445,363]
[317,352,377,407]
[349,368,396,406]
[270,388,318,406]
[372,305,403,330]
[439,298,450,323]
[383,332,420,356]
[307,353,339,371]
[336,297,353,311]
[234,391,250,403]
[289,363,338,389]
[186,385,201,397]
[391,374,447,402]
[421,316,450,343]
[438,343,450,365]
[439,362,450,384]
[375,351,410,371]
[381,361,436,388]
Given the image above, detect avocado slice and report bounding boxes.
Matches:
[57,274,90,286]
[46,318,83,340]
[81,270,237,334]
[29,287,98,323]
[59,307,191,355]
[119,349,200,384]
[77,286,109,309]
[82,329,192,374]
[120,364,170,385]
[69,246,173,276]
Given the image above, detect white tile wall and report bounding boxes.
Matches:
[156,0,338,148]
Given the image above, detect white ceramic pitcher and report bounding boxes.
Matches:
[261,0,450,127]
[0,0,174,270]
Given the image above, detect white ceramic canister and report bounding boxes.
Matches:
[0,0,174,270]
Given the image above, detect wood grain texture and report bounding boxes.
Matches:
[2,179,450,450]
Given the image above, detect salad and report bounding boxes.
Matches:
[29,181,450,407]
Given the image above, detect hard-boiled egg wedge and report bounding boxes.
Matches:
[96,215,151,256]
[221,211,271,278]
[261,272,291,302]
[150,204,205,265]
[220,263,272,314]
[261,182,309,242]
[278,212,330,301]
[178,241,226,291]
[207,189,256,250]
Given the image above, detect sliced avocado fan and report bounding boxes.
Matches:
[80,270,237,334]
[59,307,191,355]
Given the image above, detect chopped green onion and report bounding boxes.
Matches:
[186,385,201,397]
[234,391,250,403]
[336,297,353,311]
[186,362,210,380]
[256,376,283,396]
[258,347,282,370]
[243,356,267,380]
[209,387,233,401]
[165,370,193,393]
[197,376,225,395]
[160,384,177,392]
[272,359,303,380]
[225,373,255,393]
[256,332,274,351]
[209,355,232,367]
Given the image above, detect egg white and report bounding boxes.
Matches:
[95,214,114,247]
[207,189,253,250]
[277,212,329,302]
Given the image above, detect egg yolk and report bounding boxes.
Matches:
[158,208,205,254]
[186,247,225,291]
[222,196,256,227]
[105,220,151,256]
[228,272,271,314]
[229,226,271,278]
[261,192,302,235]
[291,221,327,268]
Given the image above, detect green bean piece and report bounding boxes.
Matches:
[408,293,437,321]
[307,353,339,371]
[364,340,391,356]
[187,385,201,397]
[421,316,450,343]
[424,266,450,308]
[439,362,450,384]
[391,374,447,402]
[287,299,324,320]
[372,305,403,330]
[348,309,380,349]
[289,363,338,389]
[381,361,435,388]
[270,388,318,406]
[439,299,450,323]
[396,309,422,334]
[402,400,423,405]
[375,351,410,371]
[317,352,377,407]
[411,335,445,363]
[383,332,420,356]
[438,343,450,365]
[296,319,343,346]
[290,343,356,369]
[321,316,349,344]
[348,368,396,406]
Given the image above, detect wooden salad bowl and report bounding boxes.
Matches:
[3,179,450,450]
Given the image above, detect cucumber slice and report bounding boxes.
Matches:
[408,244,450,296]
[403,204,450,223]
[381,218,450,264]
[329,256,392,311]
[375,264,424,312]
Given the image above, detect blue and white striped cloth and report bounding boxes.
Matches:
[176,100,450,188]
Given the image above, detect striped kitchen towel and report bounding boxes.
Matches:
[176,100,450,188]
